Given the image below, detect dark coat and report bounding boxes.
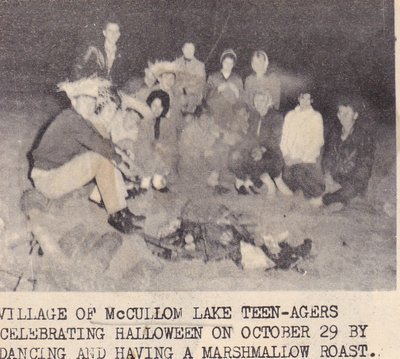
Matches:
[71,42,126,86]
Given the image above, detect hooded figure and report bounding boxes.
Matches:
[205,49,243,105]
[244,50,281,110]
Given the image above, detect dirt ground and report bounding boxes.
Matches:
[0,94,396,292]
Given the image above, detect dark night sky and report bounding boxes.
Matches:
[0,0,395,121]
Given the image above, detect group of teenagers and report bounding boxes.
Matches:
[29,19,375,234]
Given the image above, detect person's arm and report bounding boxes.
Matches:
[120,93,154,121]
[302,113,324,163]
[74,119,117,161]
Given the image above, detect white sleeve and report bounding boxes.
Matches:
[303,112,324,163]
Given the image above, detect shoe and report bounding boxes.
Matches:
[127,187,148,199]
[235,185,249,195]
[108,208,142,234]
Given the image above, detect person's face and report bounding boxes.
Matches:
[337,105,358,131]
[144,69,156,88]
[254,93,271,114]
[298,93,312,110]
[160,72,175,90]
[103,23,120,44]
[182,43,195,60]
[251,56,267,75]
[72,95,96,120]
[150,98,164,118]
[222,57,234,72]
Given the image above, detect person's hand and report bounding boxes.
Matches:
[251,147,263,161]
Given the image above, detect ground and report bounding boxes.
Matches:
[0,94,395,292]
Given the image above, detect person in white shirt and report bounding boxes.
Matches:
[279,93,325,204]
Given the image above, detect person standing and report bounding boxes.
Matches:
[71,18,126,87]
[244,50,281,110]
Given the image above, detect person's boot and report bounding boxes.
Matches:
[108,208,142,234]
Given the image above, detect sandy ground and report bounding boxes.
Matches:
[0,94,395,292]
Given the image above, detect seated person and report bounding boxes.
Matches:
[29,78,143,234]
[322,98,375,207]
[280,93,325,205]
[229,91,288,195]
[205,49,243,105]
[244,50,281,110]
[174,42,206,115]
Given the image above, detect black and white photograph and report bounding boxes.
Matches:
[0,0,395,291]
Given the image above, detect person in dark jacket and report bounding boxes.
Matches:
[71,18,126,87]
[229,91,287,195]
[322,100,375,206]
[29,78,143,234]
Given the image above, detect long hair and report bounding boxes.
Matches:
[146,89,170,118]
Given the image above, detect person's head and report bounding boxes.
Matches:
[146,90,170,119]
[102,20,120,45]
[298,93,313,110]
[254,91,273,115]
[182,42,196,60]
[251,50,269,76]
[337,103,359,132]
[144,68,156,88]
[159,72,176,90]
[220,49,237,73]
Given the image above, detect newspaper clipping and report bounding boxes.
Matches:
[0,0,398,358]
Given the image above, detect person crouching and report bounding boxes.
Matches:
[279,93,325,205]
[229,91,289,196]
[29,78,143,234]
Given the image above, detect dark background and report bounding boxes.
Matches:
[0,0,395,122]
